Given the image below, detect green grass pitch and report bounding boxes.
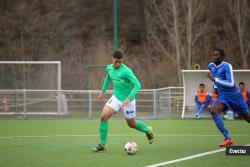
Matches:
[0,119,249,167]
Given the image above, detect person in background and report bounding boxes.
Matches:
[207,87,218,111]
[195,83,209,119]
[239,82,250,109]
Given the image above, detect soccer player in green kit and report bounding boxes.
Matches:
[91,51,154,152]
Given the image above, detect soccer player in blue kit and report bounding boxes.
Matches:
[207,49,250,147]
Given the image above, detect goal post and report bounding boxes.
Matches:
[181,70,250,118]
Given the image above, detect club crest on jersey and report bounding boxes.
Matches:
[216,68,223,76]
[210,67,215,73]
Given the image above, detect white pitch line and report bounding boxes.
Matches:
[144,144,250,167]
[144,149,225,167]
[0,134,249,139]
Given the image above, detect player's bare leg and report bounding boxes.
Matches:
[210,102,233,147]
[91,105,115,152]
[126,118,154,144]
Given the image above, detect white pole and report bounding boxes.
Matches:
[88,91,92,119]
[23,89,27,119]
[58,62,61,91]
[168,89,171,116]
[153,90,157,119]
[181,71,186,118]
[57,62,62,115]
[0,61,61,64]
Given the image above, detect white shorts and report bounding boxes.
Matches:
[105,95,136,119]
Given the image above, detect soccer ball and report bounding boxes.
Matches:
[124,141,138,155]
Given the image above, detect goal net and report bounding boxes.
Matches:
[0,61,62,117]
[0,61,61,90]
[181,70,250,118]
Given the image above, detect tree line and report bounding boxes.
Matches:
[0,0,249,89]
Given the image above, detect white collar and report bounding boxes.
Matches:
[212,61,225,68]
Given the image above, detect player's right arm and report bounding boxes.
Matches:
[98,66,111,101]
[207,63,215,81]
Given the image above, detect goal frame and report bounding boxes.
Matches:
[0,61,62,115]
[0,61,61,90]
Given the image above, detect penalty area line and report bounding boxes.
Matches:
[144,144,250,167]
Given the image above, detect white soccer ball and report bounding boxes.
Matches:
[124,141,138,155]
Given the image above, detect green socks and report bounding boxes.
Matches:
[99,120,148,145]
[135,120,149,133]
[99,121,108,145]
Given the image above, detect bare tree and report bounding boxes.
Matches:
[147,0,183,85]
[228,0,250,69]
[185,0,210,69]
[145,0,211,85]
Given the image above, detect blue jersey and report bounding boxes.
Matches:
[208,62,238,95]
[208,61,248,113]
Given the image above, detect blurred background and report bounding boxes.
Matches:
[0,0,249,90]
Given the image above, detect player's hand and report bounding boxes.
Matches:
[97,93,104,101]
[121,98,130,108]
[206,73,215,81]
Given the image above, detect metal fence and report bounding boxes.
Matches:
[0,87,183,119]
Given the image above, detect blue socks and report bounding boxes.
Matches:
[212,114,230,140]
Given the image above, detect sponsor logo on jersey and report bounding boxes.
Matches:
[126,110,134,114]
[112,78,124,84]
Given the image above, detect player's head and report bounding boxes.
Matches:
[113,50,123,69]
[212,49,225,65]
[199,83,205,91]
[239,81,245,91]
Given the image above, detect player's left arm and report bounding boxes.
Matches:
[126,69,141,100]
[214,64,234,87]
[121,69,141,108]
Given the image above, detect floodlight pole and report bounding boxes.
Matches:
[113,0,118,50]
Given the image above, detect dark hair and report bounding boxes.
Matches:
[213,49,225,57]
[113,50,123,59]
[199,83,205,87]
[239,82,245,86]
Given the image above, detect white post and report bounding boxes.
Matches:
[88,91,92,119]
[57,62,62,115]
[168,88,171,115]
[23,89,27,119]
[181,70,186,118]
[58,62,61,91]
[153,90,157,119]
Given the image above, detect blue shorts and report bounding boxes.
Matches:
[215,92,249,114]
